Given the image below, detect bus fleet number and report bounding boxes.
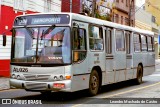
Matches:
[13,67,28,72]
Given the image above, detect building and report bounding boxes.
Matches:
[61,0,135,26]
[61,0,81,13]
[135,0,160,59]
[135,6,159,59]
[145,0,160,26]
[113,0,135,26]
[0,0,61,77]
[144,0,160,57]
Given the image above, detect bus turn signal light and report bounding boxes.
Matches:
[65,76,71,80]
[53,83,65,89]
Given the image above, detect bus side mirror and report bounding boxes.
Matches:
[3,34,6,46]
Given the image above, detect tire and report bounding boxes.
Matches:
[88,69,100,96]
[135,65,143,85]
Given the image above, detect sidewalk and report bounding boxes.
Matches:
[0,77,10,91]
[1,59,160,91]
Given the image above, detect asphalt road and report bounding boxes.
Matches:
[0,69,160,107]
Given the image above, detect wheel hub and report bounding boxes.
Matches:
[91,76,98,90]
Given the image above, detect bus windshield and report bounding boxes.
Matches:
[11,26,71,64]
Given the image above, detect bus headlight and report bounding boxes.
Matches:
[17,75,21,80]
[51,75,65,81]
[59,75,64,80]
[54,76,58,80]
[11,74,16,79]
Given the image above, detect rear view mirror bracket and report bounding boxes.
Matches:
[3,33,7,46]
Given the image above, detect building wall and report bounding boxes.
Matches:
[2,0,61,13]
[0,0,61,77]
[61,0,135,26]
[61,0,81,13]
[135,20,151,31]
[145,0,160,25]
[0,3,38,77]
[113,9,129,25]
[115,0,130,13]
[113,0,135,26]
[61,0,70,12]
[135,7,159,59]
[135,7,152,30]
[144,0,160,58]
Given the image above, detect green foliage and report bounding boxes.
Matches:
[95,9,111,21]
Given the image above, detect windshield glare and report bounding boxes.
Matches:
[12,26,71,64]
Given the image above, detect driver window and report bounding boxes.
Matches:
[73,27,87,62]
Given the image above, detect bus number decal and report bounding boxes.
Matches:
[13,67,28,72]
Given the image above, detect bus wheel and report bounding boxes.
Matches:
[135,65,143,84]
[89,69,100,96]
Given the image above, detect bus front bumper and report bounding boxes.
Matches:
[10,79,72,92]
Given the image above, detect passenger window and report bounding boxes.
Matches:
[148,36,152,51]
[116,30,125,51]
[141,35,147,51]
[106,29,112,54]
[72,28,87,62]
[134,33,141,52]
[147,36,154,52]
[126,31,131,54]
[89,25,103,50]
[152,37,155,51]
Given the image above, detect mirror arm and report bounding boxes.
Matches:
[3,33,7,46]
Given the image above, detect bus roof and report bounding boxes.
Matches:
[15,12,154,36]
[70,13,154,36]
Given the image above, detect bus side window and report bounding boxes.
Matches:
[89,25,103,50]
[151,37,154,51]
[133,33,141,52]
[148,36,155,52]
[73,28,87,62]
[147,36,153,52]
[125,31,131,54]
[141,35,147,52]
[73,28,86,50]
[106,29,112,54]
[115,30,125,51]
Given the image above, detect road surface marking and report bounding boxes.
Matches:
[100,81,160,98]
[72,82,160,107]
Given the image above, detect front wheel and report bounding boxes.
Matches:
[88,69,100,96]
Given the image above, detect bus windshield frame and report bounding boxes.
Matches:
[11,25,71,66]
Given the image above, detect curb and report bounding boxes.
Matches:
[0,88,10,91]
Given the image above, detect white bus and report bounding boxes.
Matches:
[2,13,155,96]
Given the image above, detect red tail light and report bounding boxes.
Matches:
[53,83,65,89]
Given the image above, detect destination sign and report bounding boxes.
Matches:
[31,17,61,25]
[14,14,70,26]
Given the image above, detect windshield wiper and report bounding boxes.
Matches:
[25,26,34,39]
[41,24,56,39]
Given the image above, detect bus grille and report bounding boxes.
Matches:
[24,74,50,82]
[25,82,47,90]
